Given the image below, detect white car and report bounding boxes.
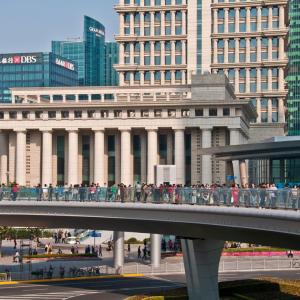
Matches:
[65,237,80,245]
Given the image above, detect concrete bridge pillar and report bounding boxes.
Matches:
[151,233,161,268]
[181,238,224,300]
[114,231,124,272]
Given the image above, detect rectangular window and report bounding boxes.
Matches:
[209,108,217,116]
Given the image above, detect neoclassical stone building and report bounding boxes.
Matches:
[0,74,255,186]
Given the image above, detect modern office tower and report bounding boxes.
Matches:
[115,0,288,136]
[52,16,106,86]
[105,42,119,86]
[287,0,300,136]
[0,52,78,103]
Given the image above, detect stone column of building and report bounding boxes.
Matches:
[224,39,228,64]
[246,7,251,33]
[278,98,285,123]
[171,11,176,36]
[160,11,165,36]
[246,38,250,63]
[140,12,144,37]
[224,8,228,33]
[140,132,147,183]
[182,10,186,35]
[120,129,131,185]
[268,6,273,30]
[147,128,158,184]
[257,68,261,93]
[167,132,173,165]
[279,5,285,29]
[235,38,239,63]
[279,68,285,91]
[201,128,212,185]
[213,9,218,34]
[235,8,239,33]
[234,69,239,93]
[213,40,218,64]
[67,129,78,185]
[239,160,248,186]
[115,132,121,184]
[0,132,8,184]
[257,37,262,63]
[256,98,261,123]
[279,37,285,60]
[257,6,262,31]
[268,38,273,61]
[94,129,105,186]
[15,130,27,186]
[268,68,272,91]
[150,12,155,36]
[182,40,187,65]
[230,128,241,186]
[268,98,273,123]
[119,14,124,36]
[171,41,176,65]
[174,128,185,185]
[41,129,53,186]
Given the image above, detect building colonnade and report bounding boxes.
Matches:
[0,126,247,187]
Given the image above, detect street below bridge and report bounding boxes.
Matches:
[1,271,300,300]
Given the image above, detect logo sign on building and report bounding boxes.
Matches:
[0,54,41,65]
[55,58,75,71]
[89,26,105,37]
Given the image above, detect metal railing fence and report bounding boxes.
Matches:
[1,187,300,210]
[3,257,300,281]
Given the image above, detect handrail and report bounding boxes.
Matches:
[0,187,299,210]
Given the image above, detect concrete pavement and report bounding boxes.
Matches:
[1,270,300,299]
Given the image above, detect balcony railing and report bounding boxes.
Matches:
[1,187,300,210]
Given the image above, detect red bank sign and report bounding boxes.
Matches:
[0,55,38,64]
[55,58,75,71]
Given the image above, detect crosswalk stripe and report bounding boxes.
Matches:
[0,290,99,300]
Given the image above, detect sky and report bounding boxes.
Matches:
[0,0,119,53]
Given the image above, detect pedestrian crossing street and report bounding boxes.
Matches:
[0,290,99,300]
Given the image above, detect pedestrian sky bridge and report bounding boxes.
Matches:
[0,195,299,300]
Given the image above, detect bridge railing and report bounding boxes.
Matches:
[4,257,300,280]
[0,187,299,210]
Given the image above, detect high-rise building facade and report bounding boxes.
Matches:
[105,42,119,86]
[287,0,300,136]
[0,52,78,103]
[210,0,288,137]
[52,16,106,86]
[115,0,288,137]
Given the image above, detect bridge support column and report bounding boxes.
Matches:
[114,231,124,272]
[181,238,224,300]
[151,234,161,268]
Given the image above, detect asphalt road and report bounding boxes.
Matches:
[1,270,300,299]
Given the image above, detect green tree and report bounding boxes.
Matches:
[0,227,11,257]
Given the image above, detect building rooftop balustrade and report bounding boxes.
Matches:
[9,85,192,105]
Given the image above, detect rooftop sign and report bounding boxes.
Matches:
[55,58,75,71]
[0,54,41,65]
[89,26,105,37]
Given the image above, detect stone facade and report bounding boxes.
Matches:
[0,75,255,186]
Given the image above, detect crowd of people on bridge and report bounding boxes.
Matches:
[0,182,300,209]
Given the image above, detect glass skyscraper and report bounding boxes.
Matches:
[52,16,106,86]
[0,52,78,103]
[287,0,300,136]
[105,42,119,86]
